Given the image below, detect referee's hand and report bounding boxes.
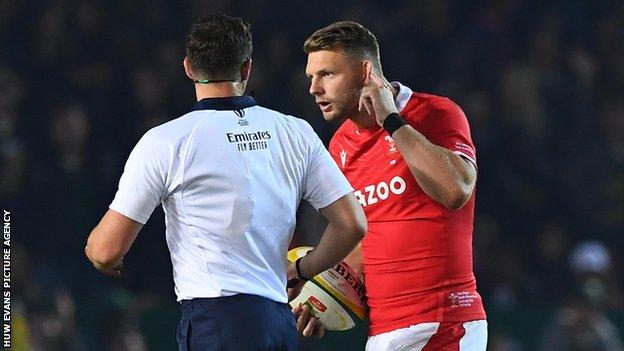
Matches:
[96,258,124,278]
[86,245,124,278]
[293,303,325,338]
[104,259,124,278]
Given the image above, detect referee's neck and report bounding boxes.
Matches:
[194,82,246,101]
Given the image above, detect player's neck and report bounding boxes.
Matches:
[350,111,378,129]
[194,82,246,101]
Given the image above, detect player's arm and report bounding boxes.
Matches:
[360,72,476,209]
[85,209,143,277]
[390,127,476,209]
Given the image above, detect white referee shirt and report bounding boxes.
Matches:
[109,96,353,303]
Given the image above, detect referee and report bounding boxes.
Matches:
[85,14,366,351]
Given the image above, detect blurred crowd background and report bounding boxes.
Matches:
[1,0,623,350]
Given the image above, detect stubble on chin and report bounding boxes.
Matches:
[331,87,362,121]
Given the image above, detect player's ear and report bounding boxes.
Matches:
[241,58,252,82]
[183,57,194,80]
[362,60,373,85]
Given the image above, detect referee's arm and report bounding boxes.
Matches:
[85,209,143,277]
[294,193,367,280]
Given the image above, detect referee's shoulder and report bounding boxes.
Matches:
[141,111,205,142]
[252,105,316,136]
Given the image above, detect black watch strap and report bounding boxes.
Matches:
[383,112,407,135]
[295,256,310,281]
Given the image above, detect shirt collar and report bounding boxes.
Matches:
[391,81,413,113]
[191,95,256,111]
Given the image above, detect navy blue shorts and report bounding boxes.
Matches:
[177,294,298,351]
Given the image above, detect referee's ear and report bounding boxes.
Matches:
[183,57,195,80]
[240,58,252,82]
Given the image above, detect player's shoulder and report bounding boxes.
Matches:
[403,92,467,125]
[406,92,464,116]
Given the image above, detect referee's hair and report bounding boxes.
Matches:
[185,14,253,81]
[304,21,381,72]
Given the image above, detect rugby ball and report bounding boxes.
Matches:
[288,246,367,331]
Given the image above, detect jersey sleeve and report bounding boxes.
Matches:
[299,121,353,210]
[109,130,172,224]
[414,99,477,166]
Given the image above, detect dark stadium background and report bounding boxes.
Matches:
[2,0,622,350]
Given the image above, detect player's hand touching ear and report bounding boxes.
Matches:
[359,71,398,127]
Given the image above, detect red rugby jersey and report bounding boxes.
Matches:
[328,83,486,336]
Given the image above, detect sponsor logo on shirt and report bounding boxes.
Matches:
[226,130,271,152]
[353,176,407,207]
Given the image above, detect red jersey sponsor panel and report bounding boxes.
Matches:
[329,90,486,335]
